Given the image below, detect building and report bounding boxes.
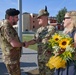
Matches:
[48,16,57,23]
[48,17,64,30]
[22,12,30,32]
[22,12,39,32]
[22,12,64,32]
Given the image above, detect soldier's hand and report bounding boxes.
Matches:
[24,41,29,48]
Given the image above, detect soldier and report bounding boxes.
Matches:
[26,6,55,75]
[0,8,26,75]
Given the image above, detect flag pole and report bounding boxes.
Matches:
[18,0,22,42]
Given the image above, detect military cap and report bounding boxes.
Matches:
[37,6,49,18]
[6,8,20,16]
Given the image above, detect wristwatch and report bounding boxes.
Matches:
[22,42,25,46]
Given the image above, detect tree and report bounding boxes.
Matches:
[56,7,67,24]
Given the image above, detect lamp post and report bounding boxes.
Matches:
[18,0,22,41]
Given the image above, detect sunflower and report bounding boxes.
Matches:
[52,33,61,43]
[59,38,70,49]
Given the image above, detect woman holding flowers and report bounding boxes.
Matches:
[54,11,76,75]
[46,11,76,75]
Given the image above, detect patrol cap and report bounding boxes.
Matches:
[6,8,20,16]
[37,6,49,18]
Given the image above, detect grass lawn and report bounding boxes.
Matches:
[22,34,37,50]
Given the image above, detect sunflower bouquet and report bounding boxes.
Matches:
[46,33,75,69]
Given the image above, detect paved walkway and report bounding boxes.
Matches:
[0,47,38,75]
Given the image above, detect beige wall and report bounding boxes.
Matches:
[30,13,39,31]
[22,13,30,32]
[22,13,39,32]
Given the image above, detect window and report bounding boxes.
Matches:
[33,25,35,28]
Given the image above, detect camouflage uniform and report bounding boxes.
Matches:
[0,20,22,75]
[34,25,55,75]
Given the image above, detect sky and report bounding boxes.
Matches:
[0,0,76,20]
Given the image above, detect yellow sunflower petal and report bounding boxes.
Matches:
[59,38,70,49]
[52,33,61,42]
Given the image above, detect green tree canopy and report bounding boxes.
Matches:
[56,7,67,24]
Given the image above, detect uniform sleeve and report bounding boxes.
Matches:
[34,28,40,39]
[34,28,42,43]
[48,26,55,32]
[4,26,16,42]
[45,26,55,38]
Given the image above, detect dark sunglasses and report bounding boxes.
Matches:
[63,17,70,20]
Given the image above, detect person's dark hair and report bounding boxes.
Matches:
[5,8,20,19]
